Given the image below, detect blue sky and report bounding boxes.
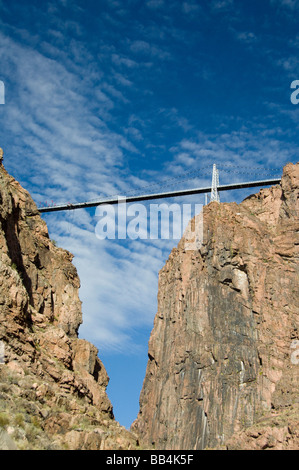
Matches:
[0,0,298,429]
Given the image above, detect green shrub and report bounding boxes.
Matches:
[0,412,10,428]
[14,414,25,428]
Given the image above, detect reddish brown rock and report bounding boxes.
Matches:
[0,150,138,450]
[226,405,299,450]
[133,162,299,450]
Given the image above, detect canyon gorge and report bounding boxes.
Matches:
[0,148,298,450]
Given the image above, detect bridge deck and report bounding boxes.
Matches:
[37,178,281,213]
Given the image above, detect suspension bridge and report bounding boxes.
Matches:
[37,164,282,214]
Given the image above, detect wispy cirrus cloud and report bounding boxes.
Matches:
[272,0,299,9]
[168,129,296,184]
[129,39,171,60]
[51,217,168,353]
[236,31,258,45]
[1,0,298,430]
[0,0,298,355]
[0,14,181,354]
[145,0,165,10]
[0,29,137,200]
[211,0,234,11]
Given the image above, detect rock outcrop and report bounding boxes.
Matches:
[133,162,299,450]
[0,150,138,450]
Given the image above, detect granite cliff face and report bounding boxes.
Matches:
[0,150,138,450]
[1,148,298,451]
[133,162,299,450]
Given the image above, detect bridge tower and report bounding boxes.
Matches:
[210,164,220,203]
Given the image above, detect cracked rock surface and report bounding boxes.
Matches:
[0,153,139,450]
[133,162,299,450]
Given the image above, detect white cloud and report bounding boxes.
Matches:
[167,129,294,190]
[182,2,201,14]
[211,0,234,11]
[0,3,296,357]
[277,56,299,74]
[0,30,141,205]
[272,0,299,9]
[129,39,171,60]
[146,0,165,10]
[111,53,139,68]
[0,25,175,353]
[236,31,258,44]
[48,211,171,352]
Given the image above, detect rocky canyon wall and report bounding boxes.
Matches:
[133,162,299,450]
[0,146,298,451]
[0,150,138,450]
